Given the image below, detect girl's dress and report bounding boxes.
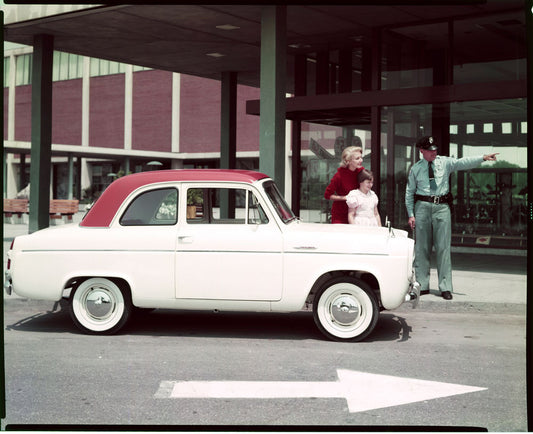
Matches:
[346,189,379,226]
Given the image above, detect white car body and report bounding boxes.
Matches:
[5,169,419,341]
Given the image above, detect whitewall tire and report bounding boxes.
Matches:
[313,277,379,342]
[69,277,132,334]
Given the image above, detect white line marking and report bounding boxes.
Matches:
[155,369,487,413]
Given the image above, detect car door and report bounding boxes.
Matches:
[109,186,179,300]
[175,184,283,301]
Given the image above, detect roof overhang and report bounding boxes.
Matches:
[3,2,525,93]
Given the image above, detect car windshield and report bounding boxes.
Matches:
[262,180,297,224]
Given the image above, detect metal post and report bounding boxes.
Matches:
[259,5,287,192]
[29,34,54,233]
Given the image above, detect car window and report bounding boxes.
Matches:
[248,190,269,224]
[263,180,296,223]
[120,188,178,226]
[187,187,268,225]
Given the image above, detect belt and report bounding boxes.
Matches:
[415,193,452,205]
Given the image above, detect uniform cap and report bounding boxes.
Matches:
[416,136,438,151]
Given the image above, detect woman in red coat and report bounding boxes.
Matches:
[324,146,364,224]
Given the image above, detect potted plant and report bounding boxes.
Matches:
[187,189,203,219]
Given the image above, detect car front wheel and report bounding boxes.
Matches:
[69,277,132,334]
[313,277,379,342]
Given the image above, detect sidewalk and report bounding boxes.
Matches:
[3,216,528,311]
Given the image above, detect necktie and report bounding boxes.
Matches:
[428,162,437,193]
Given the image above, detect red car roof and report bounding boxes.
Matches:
[80,169,269,227]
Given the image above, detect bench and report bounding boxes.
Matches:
[3,198,80,224]
[49,199,79,224]
[3,198,29,223]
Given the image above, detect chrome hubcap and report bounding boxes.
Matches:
[85,288,114,320]
[330,294,360,325]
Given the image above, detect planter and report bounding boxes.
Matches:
[187,205,196,219]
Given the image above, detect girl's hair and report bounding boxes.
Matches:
[358,169,374,184]
[340,146,363,167]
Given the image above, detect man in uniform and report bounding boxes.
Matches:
[405,136,498,300]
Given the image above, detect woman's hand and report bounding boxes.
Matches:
[331,195,347,201]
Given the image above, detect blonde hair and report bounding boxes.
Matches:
[340,146,363,168]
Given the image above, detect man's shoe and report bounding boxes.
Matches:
[420,290,430,296]
[442,291,453,300]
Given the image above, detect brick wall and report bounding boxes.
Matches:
[132,69,172,152]
[52,78,82,146]
[89,74,125,149]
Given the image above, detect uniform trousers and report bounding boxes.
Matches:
[414,200,453,293]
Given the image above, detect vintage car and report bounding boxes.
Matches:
[5,169,419,341]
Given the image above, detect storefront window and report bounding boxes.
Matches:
[450,99,527,249]
[452,10,526,85]
[15,53,32,86]
[299,122,371,223]
[383,98,526,249]
[381,23,443,90]
[381,104,432,226]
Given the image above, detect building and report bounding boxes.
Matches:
[3,2,529,251]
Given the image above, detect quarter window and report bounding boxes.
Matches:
[120,188,178,226]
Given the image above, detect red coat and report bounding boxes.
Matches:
[324,166,363,223]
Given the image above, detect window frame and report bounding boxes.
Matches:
[119,187,179,227]
[184,184,269,226]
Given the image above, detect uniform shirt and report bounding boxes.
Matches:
[405,155,484,218]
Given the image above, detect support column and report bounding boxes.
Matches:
[20,154,27,191]
[75,157,82,201]
[124,64,133,151]
[291,54,306,215]
[82,56,90,148]
[259,5,287,192]
[369,29,382,199]
[338,48,352,93]
[67,154,74,199]
[291,120,301,215]
[294,54,307,97]
[315,51,329,95]
[124,156,130,175]
[220,71,237,170]
[431,47,452,155]
[172,73,181,154]
[3,151,7,199]
[386,110,395,223]
[29,34,54,233]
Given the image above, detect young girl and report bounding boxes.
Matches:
[346,169,382,226]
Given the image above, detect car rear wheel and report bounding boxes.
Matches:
[69,277,132,334]
[313,276,379,342]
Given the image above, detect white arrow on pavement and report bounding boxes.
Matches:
[155,369,487,413]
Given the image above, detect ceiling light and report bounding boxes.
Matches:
[288,43,310,49]
[216,24,240,30]
[206,52,226,58]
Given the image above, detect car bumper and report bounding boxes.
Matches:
[404,279,421,308]
[4,271,13,296]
